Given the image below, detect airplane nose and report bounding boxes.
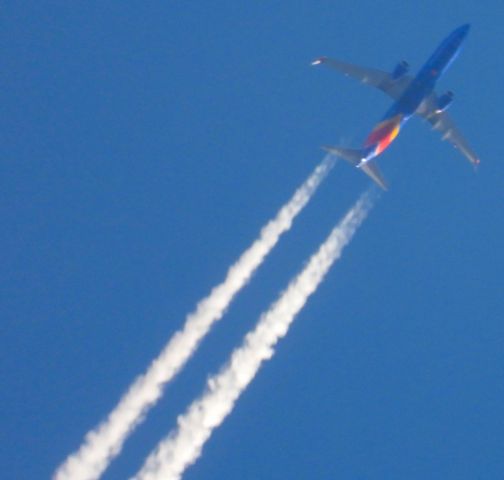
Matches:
[458,23,471,35]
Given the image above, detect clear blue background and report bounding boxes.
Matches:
[2,2,503,479]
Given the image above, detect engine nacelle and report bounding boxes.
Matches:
[391,60,409,81]
[436,91,454,113]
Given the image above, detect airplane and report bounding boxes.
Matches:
[312,23,479,190]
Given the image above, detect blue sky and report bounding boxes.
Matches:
[2,3,503,479]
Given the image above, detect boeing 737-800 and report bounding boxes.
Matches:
[313,24,479,190]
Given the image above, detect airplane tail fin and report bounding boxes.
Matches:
[321,145,388,190]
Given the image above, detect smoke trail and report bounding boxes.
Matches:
[133,189,376,480]
[54,156,336,480]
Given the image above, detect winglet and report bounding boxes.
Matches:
[311,56,327,66]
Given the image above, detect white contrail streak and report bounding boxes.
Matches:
[54,156,336,480]
[132,189,376,480]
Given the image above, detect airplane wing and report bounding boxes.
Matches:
[360,160,388,190]
[416,93,480,167]
[312,56,412,100]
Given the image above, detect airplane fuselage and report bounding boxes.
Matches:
[361,24,470,164]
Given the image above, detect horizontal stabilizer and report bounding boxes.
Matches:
[361,160,388,190]
[322,145,388,190]
[321,145,364,166]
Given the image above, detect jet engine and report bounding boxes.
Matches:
[435,91,454,113]
[391,60,409,80]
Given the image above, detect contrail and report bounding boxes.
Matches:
[132,189,376,480]
[54,156,336,480]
